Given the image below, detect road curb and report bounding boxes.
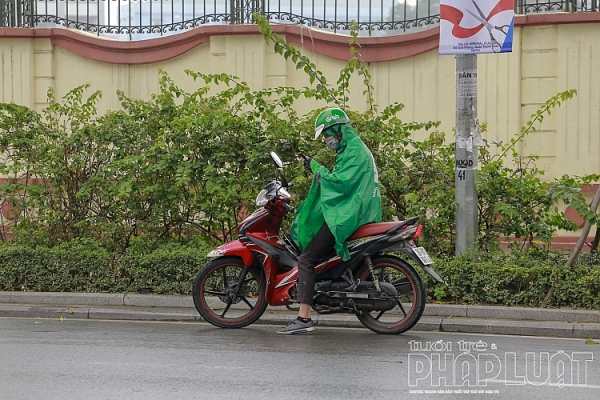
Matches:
[1,292,600,339]
[2,291,598,321]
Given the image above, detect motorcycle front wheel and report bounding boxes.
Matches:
[192,256,267,328]
[355,255,426,334]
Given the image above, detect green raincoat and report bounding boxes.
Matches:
[290,124,382,261]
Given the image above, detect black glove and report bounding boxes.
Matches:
[298,152,312,172]
[302,156,313,172]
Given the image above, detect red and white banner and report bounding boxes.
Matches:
[439,0,514,55]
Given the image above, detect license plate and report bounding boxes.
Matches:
[413,247,434,265]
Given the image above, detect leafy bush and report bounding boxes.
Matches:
[0,76,308,251]
[2,243,599,309]
[0,16,596,257]
[0,241,114,292]
[0,241,212,294]
[423,250,600,308]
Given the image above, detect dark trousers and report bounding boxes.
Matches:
[296,223,336,304]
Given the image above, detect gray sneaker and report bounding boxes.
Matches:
[276,318,316,335]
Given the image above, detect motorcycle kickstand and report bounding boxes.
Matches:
[365,256,381,292]
[342,268,359,291]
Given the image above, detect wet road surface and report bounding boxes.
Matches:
[1,317,599,399]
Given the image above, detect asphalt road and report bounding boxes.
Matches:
[1,317,600,400]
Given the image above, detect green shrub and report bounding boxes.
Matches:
[1,241,598,309]
[0,18,596,258]
[0,242,113,292]
[0,241,212,294]
[422,250,600,308]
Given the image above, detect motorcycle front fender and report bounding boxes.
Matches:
[207,240,256,267]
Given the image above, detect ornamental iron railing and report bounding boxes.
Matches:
[0,0,598,40]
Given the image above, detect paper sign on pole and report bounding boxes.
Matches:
[439,0,514,55]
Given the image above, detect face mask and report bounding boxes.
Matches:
[324,135,339,150]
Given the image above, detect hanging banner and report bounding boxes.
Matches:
[439,0,514,55]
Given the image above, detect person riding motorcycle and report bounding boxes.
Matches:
[277,108,383,334]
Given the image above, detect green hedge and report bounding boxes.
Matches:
[423,252,600,309]
[0,244,211,294]
[1,243,599,309]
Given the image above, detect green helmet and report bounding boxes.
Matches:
[314,108,350,139]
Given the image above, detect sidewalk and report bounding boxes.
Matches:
[1,291,599,339]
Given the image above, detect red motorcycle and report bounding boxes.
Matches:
[192,152,443,334]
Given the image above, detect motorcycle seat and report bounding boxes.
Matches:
[348,216,419,240]
[348,221,403,240]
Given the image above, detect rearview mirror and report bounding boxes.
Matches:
[270,151,283,168]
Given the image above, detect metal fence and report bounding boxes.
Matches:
[0,0,598,40]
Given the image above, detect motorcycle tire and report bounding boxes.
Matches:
[192,256,268,328]
[355,255,426,335]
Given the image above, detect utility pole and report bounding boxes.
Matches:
[455,54,479,255]
[440,0,513,255]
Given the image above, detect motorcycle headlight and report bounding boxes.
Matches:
[256,188,269,206]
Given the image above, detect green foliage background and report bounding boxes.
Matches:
[0,17,598,307]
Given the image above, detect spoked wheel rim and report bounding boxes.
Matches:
[199,263,264,324]
[357,259,422,331]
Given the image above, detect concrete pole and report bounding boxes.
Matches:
[455,54,478,255]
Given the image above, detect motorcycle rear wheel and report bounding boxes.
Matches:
[355,255,426,334]
[192,256,267,328]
